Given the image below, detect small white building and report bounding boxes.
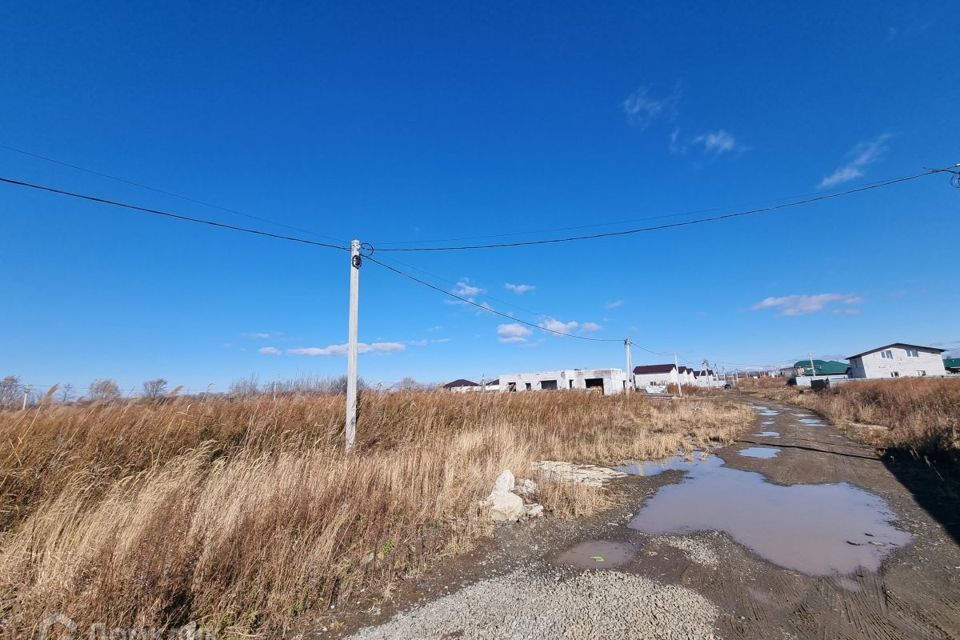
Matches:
[632,364,697,389]
[498,368,629,396]
[847,343,947,379]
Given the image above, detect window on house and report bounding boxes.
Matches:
[882,350,893,359]
[917,370,926,376]
[540,380,558,391]
[524,382,532,391]
[890,371,900,378]
[907,348,919,357]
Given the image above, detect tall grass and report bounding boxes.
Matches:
[746,378,960,456]
[0,391,752,637]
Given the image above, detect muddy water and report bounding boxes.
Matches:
[554,541,637,569]
[616,452,710,477]
[739,446,780,459]
[627,456,912,575]
[752,431,780,438]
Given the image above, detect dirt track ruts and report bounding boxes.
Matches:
[327,395,960,640]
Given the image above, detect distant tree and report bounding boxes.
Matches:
[59,384,75,404]
[394,377,424,391]
[89,379,121,402]
[229,376,260,397]
[0,376,22,409]
[142,378,168,400]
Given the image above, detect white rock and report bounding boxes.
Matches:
[488,490,525,522]
[515,478,539,496]
[492,469,515,493]
[524,504,545,518]
[531,461,627,487]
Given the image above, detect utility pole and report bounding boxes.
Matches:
[21,385,29,411]
[808,353,816,378]
[674,353,683,398]
[345,239,361,452]
[624,338,633,393]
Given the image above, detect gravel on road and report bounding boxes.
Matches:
[348,568,718,640]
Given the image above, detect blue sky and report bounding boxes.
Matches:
[1,1,958,393]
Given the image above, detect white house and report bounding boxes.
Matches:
[632,364,697,389]
[498,368,629,396]
[847,343,947,379]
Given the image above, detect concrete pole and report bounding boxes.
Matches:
[808,353,816,378]
[345,239,361,452]
[674,353,683,398]
[624,338,633,393]
[21,386,29,411]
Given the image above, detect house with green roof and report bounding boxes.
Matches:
[945,358,960,374]
[793,359,850,377]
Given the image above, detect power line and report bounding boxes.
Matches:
[376,166,954,252]
[365,254,623,343]
[0,143,347,244]
[0,176,349,252]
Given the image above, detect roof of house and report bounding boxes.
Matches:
[792,359,850,375]
[944,358,960,369]
[633,364,679,375]
[847,343,946,359]
[443,379,478,388]
[485,379,500,386]
[693,369,715,377]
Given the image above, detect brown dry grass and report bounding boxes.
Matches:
[745,378,960,456]
[0,391,752,637]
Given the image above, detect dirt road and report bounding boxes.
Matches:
[332,397,960,639]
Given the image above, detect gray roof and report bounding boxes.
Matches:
[846,343,945,360]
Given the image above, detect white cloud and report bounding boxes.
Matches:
[497,323,533,343]
[258,346,281,355]
[581,322,602,332]
[819,134,891,189]
[505,283,535,295]
[605,300,624,309]
[245,331,280,339]
[693,129,741,155]
[452,280,484,298]
[539,318,579,333]
[752,293,863,317]
[622,85,680,130]
[407,337,452,347]
[287,342,406,356]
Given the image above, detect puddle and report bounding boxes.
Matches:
[758,410,779,416]
[761,420,775,426]
[616,453,710,477]
[554,541,636,569]
[739,447,780,459]
[628,457,912,575]
[751,431,780,438]
[799,418,824,426]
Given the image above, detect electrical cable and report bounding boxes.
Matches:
[375,167,953,252]
[0,143,346,243]
[365,254,624,343]
[0,176,349,252]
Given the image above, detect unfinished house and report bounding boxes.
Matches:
[497,368,629,395]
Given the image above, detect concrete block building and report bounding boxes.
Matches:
[498,368,629,395]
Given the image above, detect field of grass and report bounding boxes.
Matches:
[0,390,752,638]
[742,377,960,457]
